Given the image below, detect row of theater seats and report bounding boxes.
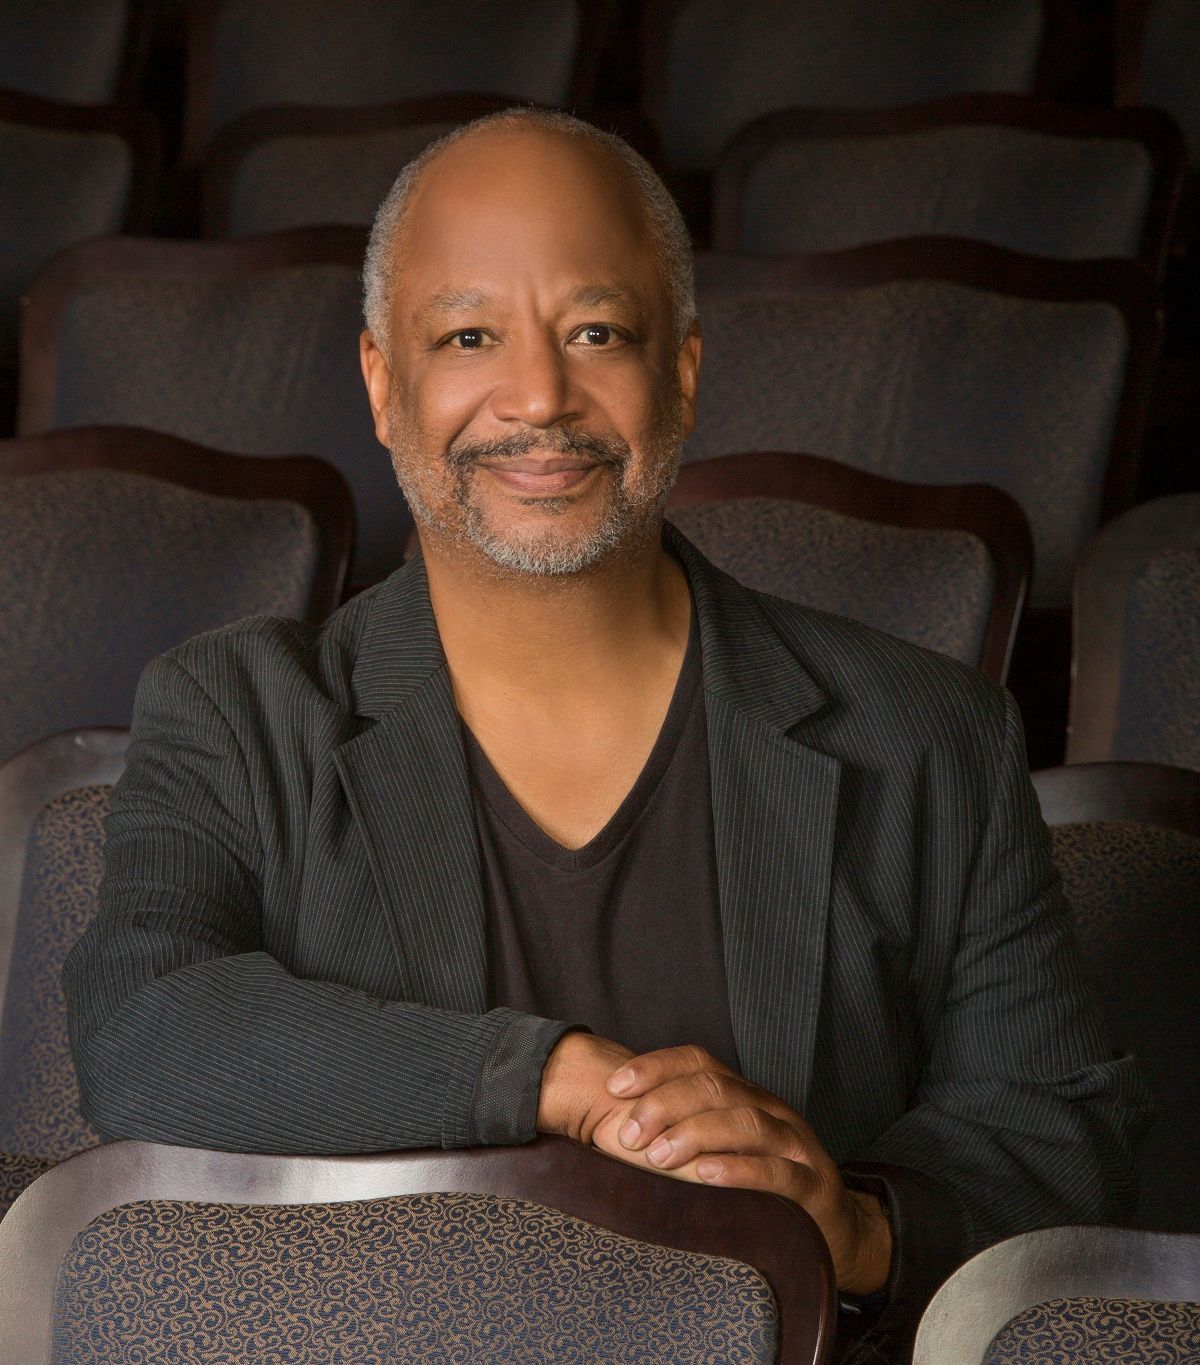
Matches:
[2,426,1197,771]
[0,728,1196,1358]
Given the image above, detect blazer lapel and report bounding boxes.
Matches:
[332,557,487,1014]
[669,525,842,1112]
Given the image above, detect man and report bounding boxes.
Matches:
[64,110,1148,1357]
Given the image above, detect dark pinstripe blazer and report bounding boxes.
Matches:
[64,526,1148,1268]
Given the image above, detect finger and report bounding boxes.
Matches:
[693,1152,822,1208]
[641,1106,810,1172]
[617,1073,801,1151]
[606,1044,737,1098]
[616,1072,770,1150]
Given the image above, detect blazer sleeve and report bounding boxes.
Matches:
[850,691,1152,1256]
[62,650,575,1154]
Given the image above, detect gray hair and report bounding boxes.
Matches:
[362,108,696,356]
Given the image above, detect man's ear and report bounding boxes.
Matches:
[676,322,702,439]
[360,329,392,448]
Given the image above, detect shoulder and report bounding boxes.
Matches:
[135,570,402,732]
[744,583,1015,790]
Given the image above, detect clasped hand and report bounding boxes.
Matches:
[537,1033,892,1295]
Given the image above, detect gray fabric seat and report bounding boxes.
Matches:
[1047,815,1200,1234]
[983,1295,1200,1362]
[0,1,133,104]
[686,278,1130,609]
[0,115,138,411]
[646,0,1044,171]
[217,120,463,236]
[1070,495,1200,769]
[667,499,995,667]
[914,1225,1200,1363]
[188,0,582,156]
[20,245,406,581]
[0,1138,830,1361]
[0,469,321,762]
[0,785,109,1209]
[51,1191,779,1362]
[721,124,1153,259]
[1140,0,1200,165]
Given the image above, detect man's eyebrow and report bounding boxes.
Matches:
[411,287,492,325]
[570,284,640,310]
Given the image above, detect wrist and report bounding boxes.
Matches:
[839,1190,894,1296]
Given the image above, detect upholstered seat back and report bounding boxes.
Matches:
[650,0,1043,171]
[687,284,1128,609]
[1141,0,1200,164]
[667,499,994,666]
[0,122,133,370]
[0,787,108,1171]
[1049,820,1200,1232]
[52,1191,779,1362]
[982,1295,1200,1362]
[1112,545,1200,769]
[0,469,320,761]
[728,126,1152,259]
[37,261,405,579]
[0,1,131,104]
[224,122,461,236]
[199,0,580,147]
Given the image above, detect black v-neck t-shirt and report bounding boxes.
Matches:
[463,612,741,1071]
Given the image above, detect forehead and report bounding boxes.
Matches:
[391,127,668,323]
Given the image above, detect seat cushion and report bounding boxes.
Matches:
[984,1295,1200,1362]
[53,1191,779,1362]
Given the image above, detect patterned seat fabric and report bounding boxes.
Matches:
[0,1150,55,1222]
[46,264,401,580]
[1113,545,1200,769]
[53,1192,779,1363]
[0,788,109,1170]
[667,500,993,666]
[983,1295,1200,1363]
[687,283,1126,610]
[730,126,1151,259]
[226,122,461,236]
[1049,821,1200,1232]
[0,470,320,762]
[651,0,1043,171]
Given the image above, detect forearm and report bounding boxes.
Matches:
[65,930,572,1153]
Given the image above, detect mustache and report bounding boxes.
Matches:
[446,428,632,471]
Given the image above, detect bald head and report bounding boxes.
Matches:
[362,109,696,358]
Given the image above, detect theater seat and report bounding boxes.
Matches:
[667,451,1031,682]
[0,1137,835,1362]
[1069,495,1200,770]
[0,426,353,763]
[913,1225,1200,1363]
[1032,761,1200,1233]
[0,729,127,1219]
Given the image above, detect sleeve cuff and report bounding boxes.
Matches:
[836,1161,968,1361]
[467,1009,587,1146]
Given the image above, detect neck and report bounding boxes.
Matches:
[420,524,691,707]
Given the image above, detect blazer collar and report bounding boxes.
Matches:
[337,527,842,1108]
[664,524,841,1111]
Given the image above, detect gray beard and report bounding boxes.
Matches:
[389,401,684,577]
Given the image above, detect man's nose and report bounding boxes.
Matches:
[489,332,584,429]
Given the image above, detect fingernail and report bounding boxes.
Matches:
[647,1138,671,1164]
[618,1119,640,1148]
[608,1068,636,1095]
[696,1159,723,1180]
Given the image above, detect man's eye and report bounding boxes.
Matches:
[448,329,489,349]
[572,324,619,347]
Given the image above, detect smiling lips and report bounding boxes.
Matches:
[480,456,603,496]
